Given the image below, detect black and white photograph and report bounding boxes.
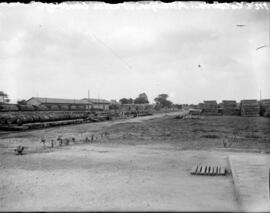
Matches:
[0,1,269,212]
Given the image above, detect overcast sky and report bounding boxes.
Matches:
[0,2,269,104]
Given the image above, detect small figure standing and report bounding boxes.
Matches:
[85,137,90,143]
[14,145,24,155]
[51,140,54,148]
[57,136,63,146]
[65,138,70,145]
[223,138,228,148]
[41,138,46,147]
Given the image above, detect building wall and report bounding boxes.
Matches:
[92,103,109,110]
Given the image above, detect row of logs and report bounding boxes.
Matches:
[1,112,88,125]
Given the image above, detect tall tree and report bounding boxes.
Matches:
[127,98,134,104]
[119,98,129,105]
[134,93,149,104]
[0,91,10,104]
[154,94,172,108]
[119,98,134,105]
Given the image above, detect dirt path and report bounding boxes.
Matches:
[0,143,239,211]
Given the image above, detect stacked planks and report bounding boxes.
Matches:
[202,100,219,115]
[240,99,260,117]
[190,165,226,176]
[198,103,204,110]
[260,99,270,117]
[222,100,239,116]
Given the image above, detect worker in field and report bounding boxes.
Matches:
[41,138,46,147]
[57,136,63,146]
[64,138,70,145]
[50,140,54,148]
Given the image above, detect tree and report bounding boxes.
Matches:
[119,98,134,105]
[134,93,149,104]
[154,94,173,108]
[127,98,134,104]
[119,98,129,105]
[17,99,27,105]
[0,91,10,104]
[173,104,182,109]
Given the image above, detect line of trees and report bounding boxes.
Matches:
[118,92,181,110]
[119,93,149,105]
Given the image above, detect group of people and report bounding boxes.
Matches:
[40,131,109,149]
[14,131,110,155]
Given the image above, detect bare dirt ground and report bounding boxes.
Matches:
[0,112,269,211]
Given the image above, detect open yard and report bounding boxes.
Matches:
[0,112,269,211]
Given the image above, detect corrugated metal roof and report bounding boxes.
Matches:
[27,97,110,105]
[81,98,110,104]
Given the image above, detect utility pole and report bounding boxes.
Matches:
[268,5,270,48]
[88,90,90,111]
[98,94,100,111]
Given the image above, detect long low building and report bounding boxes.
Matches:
[26,97,110,111]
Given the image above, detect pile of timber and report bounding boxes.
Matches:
[189,109,201,115]
[222,100,239,116]
[240,99,260,117]
[202,100,219,115]
[0,111,88,127]
[198,103,204,110]
[260,99,270,117]
[190,165,227,176]
[0,119,84,131]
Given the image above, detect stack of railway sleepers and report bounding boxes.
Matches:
[0,111,88,127]
[221,100,239,116]
[260,99,270,117]
[202,100,219,115]
[189,109,201,115]
[240,99,260,117]
[198,103,204,110]
[190,165,226,176]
